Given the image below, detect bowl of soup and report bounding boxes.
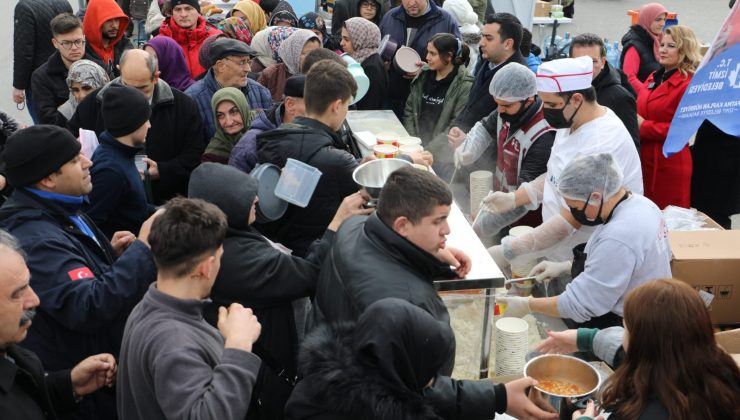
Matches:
[524,354,601,418]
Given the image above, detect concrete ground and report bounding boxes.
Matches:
[0,0,734,126]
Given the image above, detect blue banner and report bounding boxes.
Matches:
[663,5,740,157]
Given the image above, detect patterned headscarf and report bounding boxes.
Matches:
[267,26,297,64]
[298,12,327,41]
[278,29,321,75]
[219,16,253,45]
[230,0,268,34]
[58,59,110,120]
[268,1,298,27]
[344,17,381,64]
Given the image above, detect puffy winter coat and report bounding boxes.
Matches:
[12,0,74,90]
[68,79,206,204]
[256,117,359,257]
[636,68,693,209]
[620,25,661,89]
[229,104,282,173]
[0,188,156,419]
[83,0,133,78]
[158,16,223,78]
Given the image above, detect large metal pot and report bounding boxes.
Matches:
[524,354,601,420]
[352,158,411,206]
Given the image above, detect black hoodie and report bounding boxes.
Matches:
[286,298,450,420]
[256,117,359,257]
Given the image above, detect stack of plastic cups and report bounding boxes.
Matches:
[495,317,529,376]
[470,171,493,218]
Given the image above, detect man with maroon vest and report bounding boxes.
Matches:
[452,62,555,229]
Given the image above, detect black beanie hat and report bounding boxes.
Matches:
[283,75,306,98]
[102,85,152,137]
[260,0,279,13]
[170,0,200,13]
[1,125,82,188]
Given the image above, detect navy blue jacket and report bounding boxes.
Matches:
[0,188,157,419]
[379,3,460,108]
[85,132,154,239]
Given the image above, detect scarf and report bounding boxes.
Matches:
[231,0,268,34]
[59,60,110,120]
[206,87,253,160]
[344,17,381,64]
[637,3,668,61]
[144,36,196,91]
[265,26,297,64]
[219,16,253,45]
[278,29,320,74]
[268,1,298,27]
[298,12,327,40]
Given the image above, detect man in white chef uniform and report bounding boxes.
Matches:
[497,153,671,328]
[478,56,643,277]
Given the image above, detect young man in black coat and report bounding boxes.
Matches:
[0,230,117,420]
[31,14,97,127]
[12,0,74,123]
[256,60,364,258]
[188,163,371,419]
[309,167,557,420]
[68,49,206,204]
[571,34,640,150]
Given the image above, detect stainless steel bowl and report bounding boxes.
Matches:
[524,354,601,419]
[352,158,412,201]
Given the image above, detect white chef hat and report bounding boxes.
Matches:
[536,56,593,93]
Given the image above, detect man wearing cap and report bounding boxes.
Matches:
[453,63,555,229]
[229,75,307,174]
[484,56,643,287]
[0,125,160,419]
[498,153,670,328]
[68,49,206,204]
[158,0,222,78]
[84,85,154,238]
[186,38,273,142]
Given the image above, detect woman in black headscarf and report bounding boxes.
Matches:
[285,298,452,419]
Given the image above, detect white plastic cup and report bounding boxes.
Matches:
[134,154,147,172]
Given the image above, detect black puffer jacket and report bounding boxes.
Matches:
[593,61,640,150]
[308,213,508,419]
[256,117,359,257]
[12,0,74,90]
[620,25,661,83]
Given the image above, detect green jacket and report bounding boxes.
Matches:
[403,64,473,165]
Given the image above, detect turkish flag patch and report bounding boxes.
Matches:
[68,267,94,281]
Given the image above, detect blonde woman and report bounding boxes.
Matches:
[635,25,700,209]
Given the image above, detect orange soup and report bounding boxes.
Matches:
[537,379,587,396]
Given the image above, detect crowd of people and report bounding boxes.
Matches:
[3,0,739,419]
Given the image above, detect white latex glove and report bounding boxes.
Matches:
[498,296,531,318]
[501,214,577,261]
[473,205,528,238]
[453,148,476,168]
[481,191,516,214]
[529,260,572,283]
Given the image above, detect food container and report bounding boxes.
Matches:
[398,136,422,147]
[399,144,423,154]
[352,158,411,205]
[373,144,399,158]
[376,133,400,147]
[274,158,322,208]
[394,46,422,73]
[250,163,289,223]
[508,226,538,285]
[524,354,601,420]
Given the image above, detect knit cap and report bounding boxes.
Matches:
[102,85,152,137]
[1,125,82,187]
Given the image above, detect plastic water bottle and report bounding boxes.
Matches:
[544,34,563,59]
[610,42,622,69]
[558,32,572,58]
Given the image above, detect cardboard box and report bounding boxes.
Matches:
[715,329,740,367]
[534,1,552,17]
[669,230,740,324]
[698,210,724,230]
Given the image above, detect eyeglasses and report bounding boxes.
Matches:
[360,2,378,9]
[58,38,86,50]
[224,57,252,67]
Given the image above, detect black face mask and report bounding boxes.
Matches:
[569,196,605,226]
[543,95,583,129]
[499,100,528,124]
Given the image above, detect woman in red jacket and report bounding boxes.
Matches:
[635,25,701,209]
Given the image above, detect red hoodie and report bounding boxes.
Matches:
[83,0,129,65]
[159,16,223,78]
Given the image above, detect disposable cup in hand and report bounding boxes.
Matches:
[135,155,147,172]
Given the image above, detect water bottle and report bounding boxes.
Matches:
[558,32,572,58]
[544,34,563,59]
[610,42,622,69]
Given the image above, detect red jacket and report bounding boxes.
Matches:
[636,69,693,209]
[83,0,129,66]
[159,16,222,78]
